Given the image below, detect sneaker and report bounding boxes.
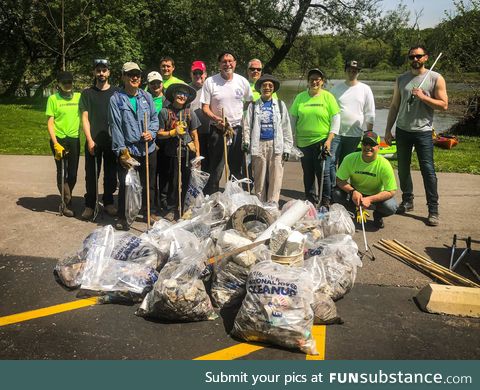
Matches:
[426,213,439,226]
[104,204,117,216]
[373,213,385,229]
[81,207,94,220]
[115,219,130,231]
[320,197,330,209]
[396,200,414,214]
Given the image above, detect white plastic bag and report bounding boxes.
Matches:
[320,203,355,237]
[125,168,142,226]
[232,261,318,355]
[184,157,210,210]
[224,177,262,215]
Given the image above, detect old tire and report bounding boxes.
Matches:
[226,204,274,240]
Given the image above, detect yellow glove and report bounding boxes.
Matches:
[176,122,186,136]
[119,149,133,170]
[53,142,65,160]
[356,208,369,223]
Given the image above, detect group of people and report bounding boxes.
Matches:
[45,44,447,231]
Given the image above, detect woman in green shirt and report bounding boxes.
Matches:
[289,68,340,207]
[45,71,81,217]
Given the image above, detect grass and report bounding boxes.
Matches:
[0,100,85,155]
[0,100,478,174]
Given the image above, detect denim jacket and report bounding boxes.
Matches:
[243,99,293,156]
[109,89,159,156]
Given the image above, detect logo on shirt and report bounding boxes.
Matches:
[354,170,376,177]
[305,103,324,107]
[235,88,244,99]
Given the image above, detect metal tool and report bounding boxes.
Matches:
[449,234,457,269]
[177,112,183,219]
[408,52,443,105]
[92,146,100,221]
[317,144,330,206]
[451,236,471,271]
[465,263,480,283]
[222,109,230,184]
[358,205,375,261]
[59,153,65,216]
[244,152,251,193]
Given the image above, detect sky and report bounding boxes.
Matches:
[382,0,458,28]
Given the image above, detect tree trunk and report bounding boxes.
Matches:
[0,60,29,98]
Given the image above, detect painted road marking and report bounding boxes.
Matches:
[193,343,264,360]
[0,298,98,327]
[306,325,326,360]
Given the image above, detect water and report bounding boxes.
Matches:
[279,79,461,137]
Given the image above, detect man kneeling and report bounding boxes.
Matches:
[333,131,398,228]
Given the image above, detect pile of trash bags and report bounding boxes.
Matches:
[54,175,361,355]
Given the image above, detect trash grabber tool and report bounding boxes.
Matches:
[59,152,65,216]
[317,144,330,206]
[143,112,151,230]
[408,52,443,105]
[358,205,375,261]
[244,152,251,193]
[222,108,229,184]
[177,112,183,218]
[92,146,100,221]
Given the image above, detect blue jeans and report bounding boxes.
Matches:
[396,127,438,214]
[299,141,331,204]
[330,135,361,190]
[332,187,398,217]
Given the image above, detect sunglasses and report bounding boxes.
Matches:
[126,71,141,78]
[94,59,109,67]
[408,54,426,60]
[362,141,377,147]
[176,92,189,98]
[249,67,262,72]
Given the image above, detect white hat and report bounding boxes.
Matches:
[122,62,141,73]
[147,71,163,83]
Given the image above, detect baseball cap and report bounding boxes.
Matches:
[147,71,163,83]
[345,60,361,70]
[191,60,206,72]
[362,131,380,146]
[122,62,141,73]
[94,59,110,68]
[307,68,325,79]
[57,71,73,82]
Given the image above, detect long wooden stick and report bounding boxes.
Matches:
[178,111,183,218]
[222,108,229,183]
[144,112,151,230]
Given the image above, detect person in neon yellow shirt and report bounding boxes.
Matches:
[289,68,340,207]
[246,58,278,101]
[45,71,81,217]
[334,131,398,229]
[160,56,185,92]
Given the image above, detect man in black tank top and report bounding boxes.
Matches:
[384,45,448,227]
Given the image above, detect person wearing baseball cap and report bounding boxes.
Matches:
[189,60,210,171]
[334,130,398,229]
[330,59,375,198]
[289,67,340,208]
[79,58,120,220]
[45,71,81,217]
[146,71,164,113]
[109,61,159,230]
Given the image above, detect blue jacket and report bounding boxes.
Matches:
[109,89,159,156]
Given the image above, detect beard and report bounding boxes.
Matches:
[410,61,422,69]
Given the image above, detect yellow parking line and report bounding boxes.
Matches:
[0,298,98,327]
[193,343,264,360]
[306,325,326,360]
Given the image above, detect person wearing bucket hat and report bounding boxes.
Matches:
[333,130,398,229]
[45,70,81,217]
[289,68,340,208]
[156,83,201,220]
[243,74,292,203]
[109,61,159,230]
[79,59,120,220]
[201,51,253,194]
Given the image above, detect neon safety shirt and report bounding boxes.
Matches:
[45,92,81,138]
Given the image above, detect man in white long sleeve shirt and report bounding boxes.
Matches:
[330,60,375,189]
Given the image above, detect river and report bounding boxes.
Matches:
[278,79,462,137]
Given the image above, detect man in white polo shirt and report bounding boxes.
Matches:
[201,50,253,194]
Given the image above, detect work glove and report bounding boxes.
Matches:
[356,207,369,223]
[242,142,250,153]
[282,152,289,162]
[119,149,135,170]
[169,124,186,137]
[53,142,65,160]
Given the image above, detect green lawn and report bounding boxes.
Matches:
[0,102,478,174]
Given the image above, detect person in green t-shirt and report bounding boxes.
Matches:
[289,68,340,207]
[45,71,81,217]
[160,56,185,92]
[334,131,398,229]
[146,71,165,114]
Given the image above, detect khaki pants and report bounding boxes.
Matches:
[252,140,283,203]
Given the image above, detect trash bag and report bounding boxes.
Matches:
[224,177,262,214]
[54,253,86,289]
[112,232,162,270]
[184,157,210,210]
[136,250,217,322]
[320,203,355,237]
[305,233,359,260]
[289,146,304,160]
[79,226,158,300]
[232,261,318,355]
[312,292,341,325]
[304,251,360,301]
[125,168,142,226]
[282,199,317,220]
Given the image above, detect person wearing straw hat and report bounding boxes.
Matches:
[109,62,159,231]
[333,131,398,229]
[242,74,292,203]
[157,83,201,221]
